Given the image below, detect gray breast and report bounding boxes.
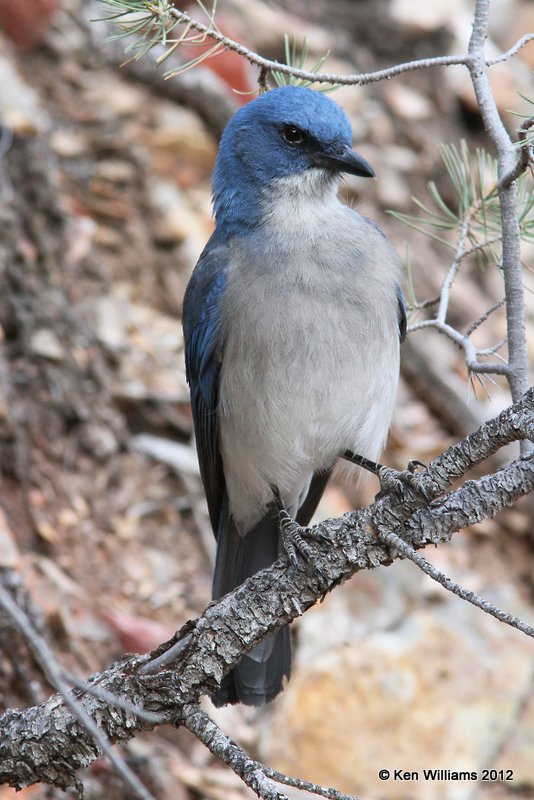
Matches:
[216,203,401,530]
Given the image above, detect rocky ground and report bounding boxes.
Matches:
[0,1,533,799]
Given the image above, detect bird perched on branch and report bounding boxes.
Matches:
[183,85,405,706]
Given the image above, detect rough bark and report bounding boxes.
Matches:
[0,389,532,791]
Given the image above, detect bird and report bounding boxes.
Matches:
[182,84,406,707]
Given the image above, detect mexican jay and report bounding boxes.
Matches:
[182,85,405,706]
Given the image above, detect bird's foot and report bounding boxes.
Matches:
[342,451,428,505]
[271,485,332,566]
[376,461,429,504]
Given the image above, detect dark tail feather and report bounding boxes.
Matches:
[211,504,291,706]
[212,626,291,707]
[296,468,332,526]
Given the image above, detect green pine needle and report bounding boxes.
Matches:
[271,34,339,93]
[391,140,534,263]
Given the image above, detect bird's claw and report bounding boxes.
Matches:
[407,459,426,473]
[279,510,313,565]
[278,508,331,564]
[271,485,332,583]
[376,464,429,505]
[279,513,331,594]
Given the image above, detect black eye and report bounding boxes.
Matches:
[281,125,305,145]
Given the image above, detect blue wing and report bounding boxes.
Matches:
[182,233,229,534]
[396,283,407,342]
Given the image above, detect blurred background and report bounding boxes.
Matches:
[0,0,533,798]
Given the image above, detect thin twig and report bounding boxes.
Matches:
[0,392,533,788]
[486,32,534,65]
[378,530,534,638]
[258,65,269,93]
[437,217,470,323]
[407,210,509,378]
[500,117,534,188]
[408,293,440,312]
[164,5,468,85]
[264,766,361,800]
[181,704,291,800]
[156,6,534,88]
[467,0,532,424]
[62,671,164,725]
[0,584,156,800]
[407,318,511,375]
[406,238,502,319]
[462,234,502,258]
[476,338,507,358]
[181,704,360,800]
[465,298,506,336]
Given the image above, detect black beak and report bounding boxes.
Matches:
[313,145,375,178]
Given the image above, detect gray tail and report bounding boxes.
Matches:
[211,504,291,707]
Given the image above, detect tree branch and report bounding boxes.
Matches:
[138,4,534,88]
[407,318,511,376]
[500,117,534,188]
[1,6,532,796]
[467,0,532,416]
[181,705,292,800]
[485,32,534,64]
[181,705,359,800]
[0,579,156,800]
[378,530,534,637]
[0,389,532,791]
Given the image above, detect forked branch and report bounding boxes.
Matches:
[0,389,532,792]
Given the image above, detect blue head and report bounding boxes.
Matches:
[212,85,374,234]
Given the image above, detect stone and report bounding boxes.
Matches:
[50,129,88,157]
[84,77,144,117]
[264,607,534,800]
[0,507,19,567]
[149,179,212,257]
[495,691,534,787]
[150,103,217,171]
[30,328,65,360]
[0,50,48,133]
[90,295,128,350]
